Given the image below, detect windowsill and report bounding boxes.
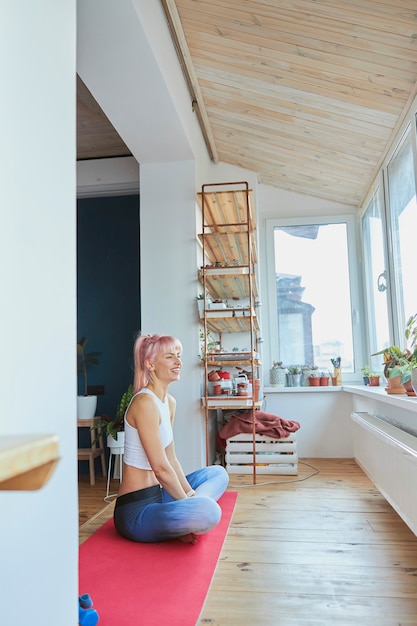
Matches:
[343,383,417,412]
[264,383,417,413]
[263,385,343,393]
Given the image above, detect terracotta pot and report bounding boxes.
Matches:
[208,371,221,381]
[385,374,406,394]
[213,384,222,395]
[402,379,416,396]
[309,377,320,386]
[369,376,380,387]
[320,377,329,386]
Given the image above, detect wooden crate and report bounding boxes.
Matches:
[225,433,298,475]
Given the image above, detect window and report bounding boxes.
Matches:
[361,116,417,364]
[266,216,362,379]
[361,177,390,372]
[386,124,417,341]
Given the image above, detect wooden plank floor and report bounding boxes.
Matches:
[78,474,115,544]
[78,459,417,625]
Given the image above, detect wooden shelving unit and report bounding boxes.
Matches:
[198,181,262,483]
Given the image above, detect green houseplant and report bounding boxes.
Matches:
[95,384,134,442]
[77,337,101,419]
[372,314,417,394]
[403,314,417,395]
[360,365,372,385]
[77,337,101,396]
[372,345,410,394]
[368,373,380,387]
[287,365,301,387]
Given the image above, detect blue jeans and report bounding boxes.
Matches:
[113,465,229,543]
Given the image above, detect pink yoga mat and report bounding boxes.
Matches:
[79,491,237,625]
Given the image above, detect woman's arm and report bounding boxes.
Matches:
[165,394,196,496]
[128,395,189,499]
[165,441,195,495]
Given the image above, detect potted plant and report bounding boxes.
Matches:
[319,371,330,386]
[270,361,286,386]
[370,313,417,394]
[199,328,221,360]
[94,384,133,451]
[372,346,409,394]
[196,291,211,315]
[77,337,101,419]
[308,366,320,386]
[360,365,372,386]
[368,373,381,387]
[287,365,302,387]
[405,314,417,395]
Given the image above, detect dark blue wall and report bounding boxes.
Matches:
[77,194,140,473]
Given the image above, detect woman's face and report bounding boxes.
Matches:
[151,347,182,383]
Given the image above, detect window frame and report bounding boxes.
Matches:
[360,96,417,360]
[264,214,365,383]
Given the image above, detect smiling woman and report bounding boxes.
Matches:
[112,332,229,544]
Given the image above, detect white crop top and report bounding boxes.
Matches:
[123,388,173,470]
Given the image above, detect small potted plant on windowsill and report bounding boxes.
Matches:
[368,373,381,386]
[308,366,320,386]
[270,361,286,386]
[319,370,330,386]
[360,365,372,386]
[287,365,302,387]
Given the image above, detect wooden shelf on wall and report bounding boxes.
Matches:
[197,232,258,266]
[196,187,256,232]
[201,397,264,409]
[198,266,258,299]
[0,434,60,491]
[202,312,260,334]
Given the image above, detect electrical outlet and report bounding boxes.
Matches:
[87,385,105,396]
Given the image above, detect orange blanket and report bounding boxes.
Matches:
[218,410,300,443]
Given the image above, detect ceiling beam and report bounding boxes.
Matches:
[161,0,219,163]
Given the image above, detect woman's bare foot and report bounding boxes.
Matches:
[177,532,199,544]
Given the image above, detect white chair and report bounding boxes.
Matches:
[105,433,124,501]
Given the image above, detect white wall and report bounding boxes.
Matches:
[139,161,206,470]
[1,1,78,624]
[262,390,354,457]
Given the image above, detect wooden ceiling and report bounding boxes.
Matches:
[162,0,417,206]
[77,75,131,161]
[77,1,417,208]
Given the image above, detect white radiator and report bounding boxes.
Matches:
[351,411,417,536]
